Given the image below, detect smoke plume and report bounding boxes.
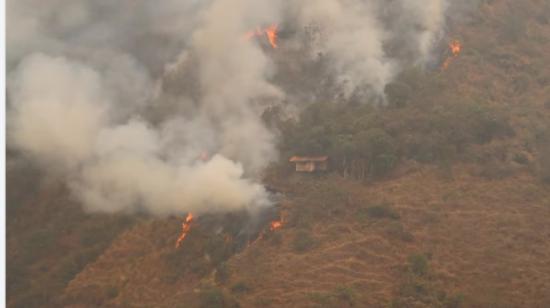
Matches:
[7,0,460,216]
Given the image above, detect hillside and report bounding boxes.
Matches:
[7,0,550,307]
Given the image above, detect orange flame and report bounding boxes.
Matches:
[269,213,284,232]
[245,24,278,48]
[442,39,462,70]
[270,220,283,231]
[265,24,278,48]
[175,213,194,248]
[247,216,284,248]
[449,39,462,56]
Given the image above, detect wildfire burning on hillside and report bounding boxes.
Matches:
[245,24,279,48]
[270,219,283,231]
[172,206,284,251]
[7,0,463,221]
[449,40,462,55]
[8,0,469,259]
[442,39,463,70]
[246,215,284,248]
[175,213,194,248]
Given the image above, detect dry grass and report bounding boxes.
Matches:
[8,0,550,307]
[60,165,550,307]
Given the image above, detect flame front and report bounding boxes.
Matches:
[175,213,194,248]
[247,216,284,248]
[245,24,278,49]
[449,39,462,56]
[270,220,283,231]
[265,24,278,48]
[442,39,462,70]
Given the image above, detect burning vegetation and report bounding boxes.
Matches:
[175,213,194,249]
[245,24,279,48]
[10,0,550,307]
[270,219,283,231]
[170,196,285,258]
[441,39,463,70]
[246,216,284,249]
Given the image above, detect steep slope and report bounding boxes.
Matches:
[7,0,550,307]
[61,166,550,307]
[228,168,550,307]
[6,161,137,308]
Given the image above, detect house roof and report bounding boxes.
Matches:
[289,156,328,162]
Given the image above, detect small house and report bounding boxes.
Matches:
[289,156,328,172]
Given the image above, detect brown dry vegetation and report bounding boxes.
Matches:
[53,166,550,307]
[7,0,550,307]
[234,168,550,307]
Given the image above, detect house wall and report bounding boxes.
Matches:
[296,162,315,172]
[295,161,328,172]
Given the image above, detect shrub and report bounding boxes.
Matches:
[265,230,283,246]
[10,289,51,308]
[401,133,444,163]
[199,288,225,308]
[205,235,231,265]
[371,154,398,177]
[62,284,108,307]
[425,103,513,157]
[162,249,185,270]
[397,277,430,299]
[470,106,514,144]
[536,133,550,182]
[199,288,239,308]
[365,204,400,220]
[512,73,530,94]
[500,13,526,42]
[6,261,27,295]
[385,222,414,242]
[477,161,514,180]
[292,230,316,253]
[444,293,465,308]
[333,285,356,305]
[356,128,398,178]
[308,292,333,307]
[53,257,80,284]
[161,248,195,282]
[190,258,211,277]
[539,150,550,183]
[215,263,230,284]
[512,153,529,165]
[21,229,56,263]
[104,285,119,299]
[79,216,136,247]
[231,282,251,294]
[408,254,429,276]
[385,82,412,108]
[393,273,464,308]
[289,205,315,229]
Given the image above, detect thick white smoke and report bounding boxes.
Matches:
[296,0,395,98]
[293,0,448,98]
[7,0,455,216]
[8,54,108,169]
[8,53,272,216]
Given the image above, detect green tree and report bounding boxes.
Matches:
[356,128,398,178]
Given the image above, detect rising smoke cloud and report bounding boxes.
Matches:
[7,0,457,216]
